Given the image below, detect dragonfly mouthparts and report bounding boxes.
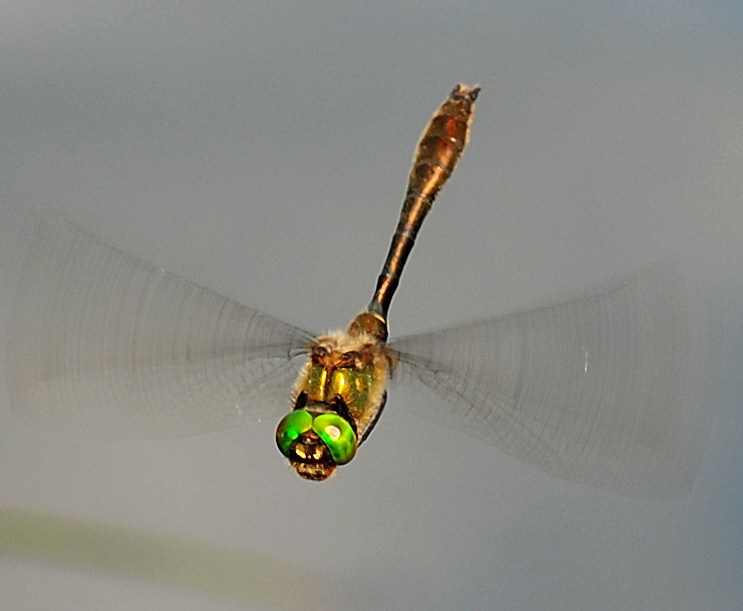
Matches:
[289,434,338,482]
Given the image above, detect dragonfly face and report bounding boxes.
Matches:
[276,325,392,480]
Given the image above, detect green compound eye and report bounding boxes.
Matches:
[276,409,313,457]
[312,413,357,465]
[275,409,358,466]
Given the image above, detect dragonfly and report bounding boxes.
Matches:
[7,85,712,496]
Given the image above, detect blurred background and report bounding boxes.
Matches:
[1,1,742,609]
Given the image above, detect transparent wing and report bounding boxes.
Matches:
[389,269,715,498]
[8,210,314,439]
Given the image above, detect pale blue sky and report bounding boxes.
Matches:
[1,1,742,609]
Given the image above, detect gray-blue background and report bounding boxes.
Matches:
[1,1,741,609]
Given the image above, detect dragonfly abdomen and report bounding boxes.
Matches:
[369,84,480,320]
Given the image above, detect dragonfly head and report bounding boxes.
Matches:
[275,408,357,481]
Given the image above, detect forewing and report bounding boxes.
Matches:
[8,210,314,439]
[389,269,715,498]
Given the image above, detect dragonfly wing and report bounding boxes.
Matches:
[389,269,715,498]
[8,210,313,439]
